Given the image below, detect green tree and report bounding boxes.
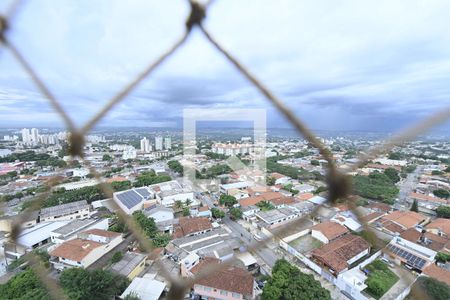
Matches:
[229,207,243,220]
[262,259,330,300]
[111,251,123,264]
[445,166,450,173]
[310,159,320,166]
[0,268,50,300]
[60,268,129,300]
[111,180,132,192]
[410,199,419,212]
[102,154,113,162]
[167,160,183,175]
[152,233,171,247]
[184,198,193,207]
[416,276,450,300]
[174,200,184,211]
[435,252,450,263]
[219,194,237,208]
[182,207,190,216]
[256,201,275,211]
[132,211,158,238]
[388,152,402,160]
[266,176,276,186]
[405,165,417,173]
[384,168,400,183]
[436,205,450,218]
[211,207,225,219]
[352,173,399,204]
[433,189,450,199]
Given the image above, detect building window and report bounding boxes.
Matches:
[220,290,228,296]
[232,292,241,298]
[204,286,212,292]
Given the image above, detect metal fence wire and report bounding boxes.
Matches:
[1,1,450,299]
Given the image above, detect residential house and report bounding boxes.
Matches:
[270,172,291,185]
[375,211,428,235]
[173,217,213,238]
[49,229,123,270]
[189,257,255,300]
[311,221,349,244]
[426,218,450,238]
[311,234,370,276]
[400,228,450,253]
[383,236,436,271]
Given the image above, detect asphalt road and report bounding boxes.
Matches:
[396,165,423,210]
[223,216,279,268]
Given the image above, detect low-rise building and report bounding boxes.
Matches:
[311,234,371,276]
[311,221,349,244]
[383,236,436,271]
[173,217,213,238]
[39,200,92,222]
[425,218,450,238]
[189,257,256,300]
[120,273,166,300]
[109,252,147,280]
[50,218,109,244]
[375,211,428,235]
[49,229,123,270]
[113,187,156,215]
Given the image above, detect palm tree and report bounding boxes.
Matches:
[184,198,193,208]
[174,200,184,211]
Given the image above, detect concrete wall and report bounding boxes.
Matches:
[311,230,329,244]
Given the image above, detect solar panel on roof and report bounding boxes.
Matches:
[116,190,143,209]
[387,244,428,270]
[135,188,150,198]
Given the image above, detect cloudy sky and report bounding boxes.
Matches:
[1,0,450,132]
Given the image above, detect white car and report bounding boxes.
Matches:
[253,234,263,241]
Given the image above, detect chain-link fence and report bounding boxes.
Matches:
[1,1,450,299]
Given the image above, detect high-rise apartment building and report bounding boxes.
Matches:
[140,137,151,153]
[164,136,171,150]
[155,136,163,151]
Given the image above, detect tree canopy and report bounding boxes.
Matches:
[168,160,183,174]
[60,268,129,300]
[436,205,450,219]
[219,194,237,208]
[433,189,449,199]
[352,172,399,204]
[262,259,330,300]
[0,268,50,300]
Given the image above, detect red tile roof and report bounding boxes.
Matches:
[191,258,254,296]
[50,239,103,262]
[400,228,449,252]
[312,234,370,274]
[409,192,448,204]
[173,217,212,238]
[312,221,349,241]
[423,264,450,286]
[426,218,450,237]
[382,211,426,229]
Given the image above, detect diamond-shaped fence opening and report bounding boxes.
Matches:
[0,1,449,299]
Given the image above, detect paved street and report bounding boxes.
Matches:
[396,165,423,210]
[223,216,280,269]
